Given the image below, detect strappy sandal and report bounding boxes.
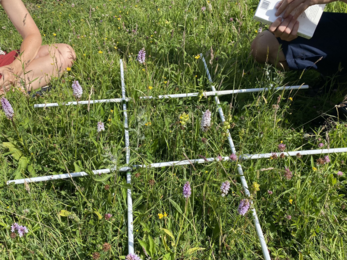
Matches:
[29,85,52,98]
[335,95,347,120]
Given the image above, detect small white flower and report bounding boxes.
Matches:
[97,121,105,133]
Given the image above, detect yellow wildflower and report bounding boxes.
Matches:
[289,199,293,204]
[66,67,71,71]
[118,18,121,20]
[164,81,167,84]
[179,113,189,126]
[312,167,317,171]
[289,97,293,101]
[195,55,200,59]
[158,213,163,219]
[252,182,260,192]
[53,33,57,36]
[148,86,153,90]
[163,212,167,217]
[99,51,103,54]
[114,46,117,49]
[110,110,114,113]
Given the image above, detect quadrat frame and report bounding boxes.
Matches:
[7,55,347,260]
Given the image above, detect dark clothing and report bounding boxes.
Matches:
[277,12,347,75]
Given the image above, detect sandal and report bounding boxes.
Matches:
[29,85,52,98]
[335,95,347,120]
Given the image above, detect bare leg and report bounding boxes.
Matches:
[0,43,76,95]
[251,31,289,70]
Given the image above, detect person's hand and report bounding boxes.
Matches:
[275,0,314,21]
[0,65,26,96]
[0,65,17,89]
[269,16,299,41]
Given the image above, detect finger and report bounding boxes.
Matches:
[276,16,293,37]
[291,20,299,37]
[0,73,12,88]
[275,1,282,9]
[269,17,283,33]
[292,2,310,21]
[284,21,299,41]
[275,0,294,16]
[285,17,297,35]
[283,0,304,18]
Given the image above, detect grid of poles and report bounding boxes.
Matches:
[6,58,347,259]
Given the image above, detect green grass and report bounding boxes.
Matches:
[1,0,347,259]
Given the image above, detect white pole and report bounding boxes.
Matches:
[6,167,133,185]
[8,147,347,185]
[120,60,134,255]
[241,147,347,159]
[201,55,271,260]
[139,85,308,99]
[33,86,308,108]
[33,98,127,108]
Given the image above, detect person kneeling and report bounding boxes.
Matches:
[0,0,76,96]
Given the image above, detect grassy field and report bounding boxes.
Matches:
[1,0,347,259]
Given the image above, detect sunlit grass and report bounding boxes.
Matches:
[0,0,347,259]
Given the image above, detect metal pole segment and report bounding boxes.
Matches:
[8,147,347,185]
[120,59,134,254]
[242,147,347,160]
[139,85,308,100]
[33,98,127,108]
[7,168,113,185]
[33,87,308,108]
[201,54,271,260]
